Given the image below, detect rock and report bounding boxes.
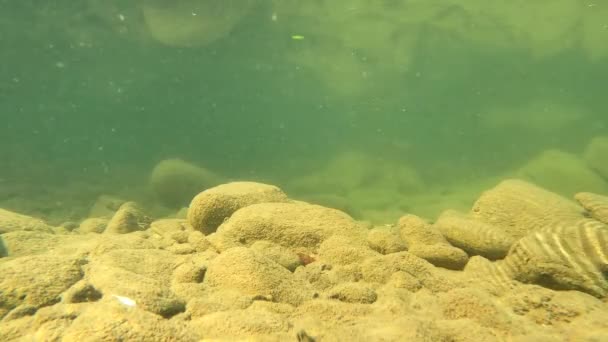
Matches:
[185,289,253,318]
[88,195,125,218]
[470,179,585,239]
[498,219,608,299]
[142,0,256,48]
[0,208,53,234]
[61,302,197,341]
[437,319,503,342]
[86,249,186,318]
[104,202,151,234]
[251,240,302,272]
[189,308,289,340]
[516,149,608,196]
[88,232,157,256]
[584,135,608,179]
[360,251,458,292]
[297,193,353,215]
[59,221,78,231]
[326,282,377,304]
[366,226,407,255]
[398,214,469,269]
[385,271,423,292]
[211,202,367,254]
[175,207,188,219]
[463,255,520,295]
[0,254,86,320]
[187,231,213,252]
[0,304,85,340]
[575,192,608,224]
[289,151,425,198]
[438,288,515,330]
[203,247,314,306]
[61,280,102,304]
[187,181,289,235]
[504,285,604,326]
[149,158,223,208]
[0,231,94,257]
[434,210,514,260]
[0,235,7,257]
[172,261,206,284]
[149,218,193,240]
[76,217,108,234]
[318,235,380,266]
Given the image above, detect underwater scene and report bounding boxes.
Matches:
[1,0,608,340]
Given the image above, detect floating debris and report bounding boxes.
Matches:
[112,294,136,308]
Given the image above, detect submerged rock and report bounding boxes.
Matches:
[399,214,469,270]
[584,135,608,180]
[434,210,514,260]
[0,208,54,234]
[516,149,608,196]
[210,202,367,254]
[149,158,223,208]
[575,192,608,225]
[104,202,151,234]
[470,179,585,239]
[204,247,315,306]
[188,181,289,235]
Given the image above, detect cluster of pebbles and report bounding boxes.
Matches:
[0,179,607,341]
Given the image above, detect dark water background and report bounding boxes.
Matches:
[1,1,607,220]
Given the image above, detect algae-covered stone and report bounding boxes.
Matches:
[61,301,197,341]
[516,149,608,196]
[434,210,514,260]
[211,202,366,253]
[188,181,289,235]
[149,158,223,208]
[438,288,514,330]
[366,226,407,255]
[104,202,151,234]
[398,214,469,269]
[0,235,7,257]
[88,194,125,218]
[470,179,585,239]
[326,282,378,304]
[499,220,608,299]
[318,235,380,266]
[575,192,608,224]
[189,308,289,340]
[584,136,608,179]
[360,251,457,292]
[204,247,314,306]
[251,240,302,272]
[142,0,257,48]
[86,249,185,318]
[76,217,108,234]
[0,208,53,234]
[0,254,85,320]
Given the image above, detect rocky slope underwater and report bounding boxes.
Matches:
[1,177,608,341]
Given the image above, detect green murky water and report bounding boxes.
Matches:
[1,1,607,221]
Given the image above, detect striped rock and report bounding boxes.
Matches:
[434,210,515,260]
[497,219,608,298]
[575,192,608,225]
[463,256,520,295]
[471,179,585,239]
